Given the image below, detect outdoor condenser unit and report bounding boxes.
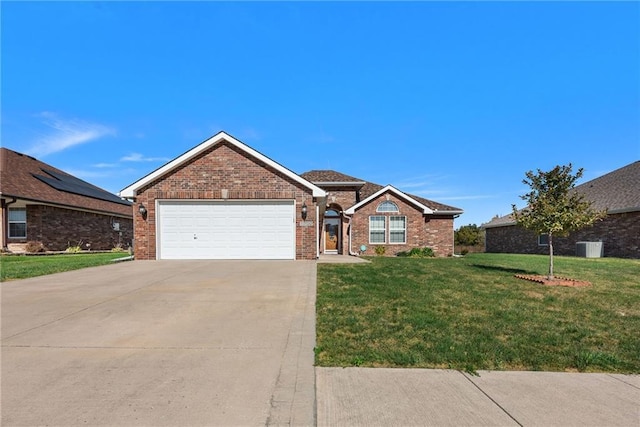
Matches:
[576,241,603,258]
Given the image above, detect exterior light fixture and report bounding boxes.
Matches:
[301,202,308,220]
[138,203,147,217]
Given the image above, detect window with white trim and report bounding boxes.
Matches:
[377,201,399,213]
[369,216,386,243]
[8,208,27,238]
[389,216,407,244]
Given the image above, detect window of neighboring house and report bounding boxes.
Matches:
[377,201,399,213]
[369,216,386,244]
[389,216,407,244]
[538,234,549,246]
[8,208,27,238]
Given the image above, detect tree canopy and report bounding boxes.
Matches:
[512,163,605,278]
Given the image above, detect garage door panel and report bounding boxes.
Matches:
[158,201,295,260]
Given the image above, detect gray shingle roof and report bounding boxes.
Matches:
[482,161,640,228]
[0,148,132,217]
[300,169,463,213]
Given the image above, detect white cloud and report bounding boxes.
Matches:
[120,153,170,162]
[93,162,118,168]
[25,112,115,157]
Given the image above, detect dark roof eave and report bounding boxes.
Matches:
[313,181,367,187]
[0,194,133,218]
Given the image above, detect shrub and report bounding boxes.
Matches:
[25,241,46,253]
[397,247,435,258]
[374,246,386,256]
[66,239,83,253]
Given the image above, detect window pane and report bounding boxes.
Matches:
[390,231,405,243]
[9,223,26,238]
[8,208,26,221]
[370,216,385,230]
[389,216,406,230]
[370,231,385,243]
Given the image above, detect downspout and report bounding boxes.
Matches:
[344,213,359,256]
[1,197,18,251]
[316,204,320,259]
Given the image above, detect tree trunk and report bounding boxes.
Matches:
[548,233,554,280]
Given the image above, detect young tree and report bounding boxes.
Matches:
[512,164,606,280]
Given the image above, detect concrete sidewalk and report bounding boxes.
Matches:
[316,367,640,426]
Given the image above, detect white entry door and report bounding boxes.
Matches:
[157,200,295,259]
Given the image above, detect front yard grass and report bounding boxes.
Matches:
[316,253,640,373]
[0,253,129,281]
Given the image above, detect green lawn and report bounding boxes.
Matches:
[0,253,130,281]
[316,253,640,373]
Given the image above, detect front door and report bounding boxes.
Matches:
[324,218,340,253]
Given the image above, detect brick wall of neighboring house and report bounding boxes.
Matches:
[485,211,640,259]
[349,193,455,257]
[18,205,133,251]
[133,141,317,260]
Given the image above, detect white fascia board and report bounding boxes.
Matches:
[119,131,326,198]
[344,185,434,214]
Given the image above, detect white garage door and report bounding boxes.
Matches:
[157,200,295,260]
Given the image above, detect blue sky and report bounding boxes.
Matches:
[2,1,639,227]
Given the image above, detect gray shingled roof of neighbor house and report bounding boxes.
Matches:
[0,148,132,217]
[300,169,463,213]
[482,161,640,228]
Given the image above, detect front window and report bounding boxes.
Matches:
[8,208,27,238]
[538,234,549,246]
[369,216,386,243]
[389,216,407,244]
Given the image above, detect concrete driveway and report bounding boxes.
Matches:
[1,260,317,426]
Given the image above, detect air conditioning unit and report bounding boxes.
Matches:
[576,241,603,258]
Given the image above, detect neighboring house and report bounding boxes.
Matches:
[483,161,640,259]
[120,131,463,260]
[300,170,463,257]
[0,148,133,252]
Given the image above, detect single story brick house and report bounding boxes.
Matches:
[482,161,640,259]
[300,170,463,257]
[0,148,133,252]
[120,131,463,260]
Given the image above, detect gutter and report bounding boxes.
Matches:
[344,213,360,256]
[1,197,18,250]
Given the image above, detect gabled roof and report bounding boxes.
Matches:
[120,131,326,198]
[344,185,435,215]
[482,160,640,229]
[0,148,132,217]
[302,169,463,215]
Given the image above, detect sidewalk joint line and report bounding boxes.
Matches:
[461,372,523,427]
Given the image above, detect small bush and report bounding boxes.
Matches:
[66,239,84,253]
[397,247,435,258]
[461,249,469,256]
[374,246,386,256]
[111,243,127,253]
[25,241,46,253]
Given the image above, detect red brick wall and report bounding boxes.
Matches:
[485,211,640,259]
[133,141,317,260]
[21,205,133,251]
[349,193,455,257]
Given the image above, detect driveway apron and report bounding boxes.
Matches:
[1,260,317,426]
